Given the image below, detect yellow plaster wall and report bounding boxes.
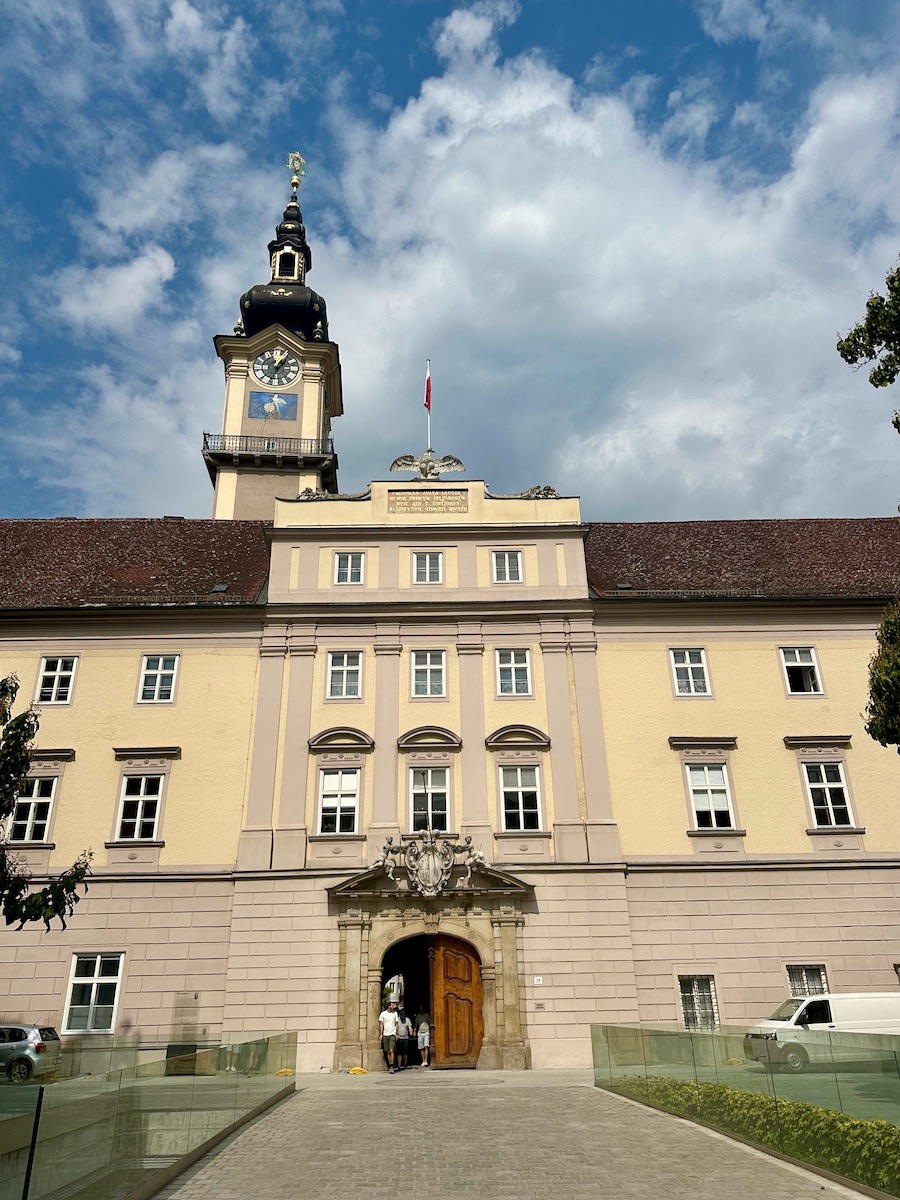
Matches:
[598,631,900,856]
[2,643,259,868]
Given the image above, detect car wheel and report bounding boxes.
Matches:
[781,1045,808,1073]
[8,1058,34,1084]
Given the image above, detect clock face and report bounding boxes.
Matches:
[253,348,300,387]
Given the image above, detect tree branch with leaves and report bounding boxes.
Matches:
[0,674,91,930]
[837,260,900,390]
[865,602,900,754]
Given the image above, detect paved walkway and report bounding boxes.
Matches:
[156,1068,866,1200]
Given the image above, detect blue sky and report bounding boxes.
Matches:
[3,0,900,520]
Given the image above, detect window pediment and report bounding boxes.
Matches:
[485,724,550,750]
[397,726,462,751]
[309,727,375,752]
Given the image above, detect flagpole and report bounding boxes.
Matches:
[425,359,432,449]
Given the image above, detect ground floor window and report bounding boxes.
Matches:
[787,964,828,995]
[64,953,124,1032]
[678,974,719,1029]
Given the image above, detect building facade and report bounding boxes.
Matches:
[2,178,900,1071]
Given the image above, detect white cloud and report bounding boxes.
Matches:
[57,247,176,331]
[308,4,900,519]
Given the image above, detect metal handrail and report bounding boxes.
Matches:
[203,433,334,456]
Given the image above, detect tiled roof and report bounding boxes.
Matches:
[0,519,271,609]
[584,518,900,600]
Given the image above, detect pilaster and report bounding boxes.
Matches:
[457,622,491,852]
[570,622,622,862]
[540,621,586,863]
[237,625,287,871]
[370,627,402,850]
[272,630,317,869]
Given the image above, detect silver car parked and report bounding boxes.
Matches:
[0,1024,61,1083]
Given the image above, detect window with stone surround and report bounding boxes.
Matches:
[492,550,522,583]
[116,775,163,840]
[410,766,449,831]
[138,654,179,703]
[334,552,364,585]
[412,650,446,697]
[35,656,77,704]
[496,649,531,696]
[669,737,743,838]
[686,763,735,829]
[64,953,125,1033]
[500,765,541,831]
[670,648,709,696]
[803,761,853,827]
[318,768,359,834]
[780,646,823,695]
[327,651,362,699]
[679,975,719,1028]
[413,551,442,584]
[8,777,56,843]
[787,964,828,995]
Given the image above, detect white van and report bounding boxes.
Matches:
[743,993,900,1072]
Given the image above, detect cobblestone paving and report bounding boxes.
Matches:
[155,1069,864,1200]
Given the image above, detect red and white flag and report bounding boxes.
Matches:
[424,360,431,411]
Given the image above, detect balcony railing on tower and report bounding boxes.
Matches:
[203,433,334,457]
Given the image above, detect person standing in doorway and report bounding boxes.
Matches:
[396,1007,413,1070]
[415,1009,432,1067]
[379,1000,401,1074]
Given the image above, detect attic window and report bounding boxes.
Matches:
[211,583,229,593]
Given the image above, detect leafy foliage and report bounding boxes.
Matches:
[607,1073,900,1196]
[837,261,900,389]
[865,602,900,754]
[0,674,91,930]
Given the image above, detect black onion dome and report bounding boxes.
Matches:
[239,196,330,341]
[239,282,329,340]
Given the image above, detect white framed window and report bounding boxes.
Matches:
[500,765,541,831]
[327,651,362,699]
[334,552,364,585]
[492,550,523,583]
[64,953,124,1033]
[496,649,531,696]
[787,964,828,996]
[780,647,822,694]
[679,975,719,1029]
[8,777,56,843]
[670,649,709,696]
[413,552,442,584]
[319,768,359,834]
[686,763,734,829]
[410,767,449,832]
[803,761,853,827]
[35,656,77,704]
[117,775,163,840]
[139,654,179,703]
[412,651,446,697]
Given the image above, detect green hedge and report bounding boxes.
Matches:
[605,1074,900,1197]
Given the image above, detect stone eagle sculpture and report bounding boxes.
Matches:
[390,448,466,481]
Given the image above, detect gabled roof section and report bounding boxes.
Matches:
[585,517,900,601]
[0,519,271,610]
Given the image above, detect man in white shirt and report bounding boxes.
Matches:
[379,1000,401,1074]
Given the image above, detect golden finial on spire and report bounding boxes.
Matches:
[287,151,307,199]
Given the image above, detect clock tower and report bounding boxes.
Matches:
[204,155,343,520]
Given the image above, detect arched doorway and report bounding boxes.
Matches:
[381,933,484,1069]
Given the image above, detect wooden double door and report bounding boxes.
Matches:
[429,935,484,1070]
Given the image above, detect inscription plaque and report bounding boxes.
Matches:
[387,490,468,514]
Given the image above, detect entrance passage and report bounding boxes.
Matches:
[381,934,484,1069]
